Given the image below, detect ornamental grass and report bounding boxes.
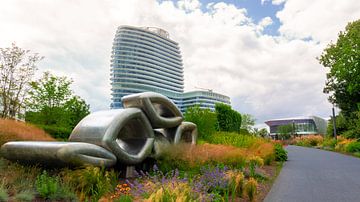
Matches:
[0,118,53,146]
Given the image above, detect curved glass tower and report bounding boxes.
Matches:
[110,26,230,112]
[110,26,184,108]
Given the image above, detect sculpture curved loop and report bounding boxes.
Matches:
[162,122,198,145]
[69,108,154,165]
[121,92,183,128]
[0,142,117,167]
[0,92,197,168]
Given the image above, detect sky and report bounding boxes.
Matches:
[1,0,360,127]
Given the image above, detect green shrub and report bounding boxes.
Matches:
[14,190,35,202]
[36,171,61,199]
[38,124,72,140]
[35,170,76,200]
[215,103,242,133]
[65,166,118,201]
[322,137,338,149]
[345,141,360,153]
[274,144,288,161]
[0,186,8,202]
[184,105,217,140]
[206,131,259,148]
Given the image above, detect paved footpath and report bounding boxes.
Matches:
[265,145,360,202]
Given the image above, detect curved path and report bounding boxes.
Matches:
[265,145,360,202]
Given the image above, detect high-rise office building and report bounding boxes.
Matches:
[110,25,230,112]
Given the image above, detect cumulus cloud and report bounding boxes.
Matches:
[0,0,357,124]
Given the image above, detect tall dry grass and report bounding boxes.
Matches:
[0,118,54,146]
[159,142,275,170]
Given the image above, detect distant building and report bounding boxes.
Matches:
[110,25,230,113]
[265,116,328,138]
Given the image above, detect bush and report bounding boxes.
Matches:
[206,131,262,148]
[38,124,72,140]
[345,141,360,153]
[184,105,217,140]
[274,144,287,162]
[14,190,35,201]
[35,170,76,200]
[35,171,61,199]
[322,137,338,149]
[244,177,257,202]
[0,186,8,202]
[64,166,118,201]
[215,103,242,133]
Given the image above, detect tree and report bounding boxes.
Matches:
[26,71,90,138]
[277,124,293,140]
[253,128,268,137]
[0,43,42,119]
[241,113,256,133]
[319,19,360,118]
[215,103,242,133]
[184,105,217,140]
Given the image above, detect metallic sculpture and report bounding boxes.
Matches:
[0,92,197,167]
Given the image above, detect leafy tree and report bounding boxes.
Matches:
[26,72,90,138]
[326,112,348,137]
[184,105,217,140]
[241,114,256,133]
[215,103,242,133]
[318,19,360,118]
[0,43,42,119]
[253,128,268,138]
[277,124,293,140]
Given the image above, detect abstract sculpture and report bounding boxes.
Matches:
[0,92,197,168]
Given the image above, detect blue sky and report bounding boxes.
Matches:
[202,0,284,35]
[0,0,359,127]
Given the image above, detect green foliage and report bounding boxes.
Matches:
[0,186,8,202]
[35,171,61,199]
[322,137,338,149]
[241,114,256,133]
[65,166,118,201]
[277,124,293,140]
[274,144,287,162]
[0,43,42,119]
[37,124,72,140]
[319,19,360,118]
[14,190,35,202]
[26,71,90,139]
[215,103,242,133]
[207,131,260,148]
[114,195,133,202]
[327,112,349,137]
[184,105,217,140]
[345,141,360,153]
[35,170,76,200]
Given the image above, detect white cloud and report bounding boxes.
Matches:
[0,0,357,124]
[177,0,201,12]
[277,0,360,44]
[272,0,287,5]
[257,17,273,32]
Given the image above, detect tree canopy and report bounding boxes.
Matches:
[26,72,90,138]
[0,43,42,119]
[215,103,242,133]
[319,19,360,118]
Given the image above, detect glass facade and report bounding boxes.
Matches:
[265,116,328,136]
[110,26,230,112]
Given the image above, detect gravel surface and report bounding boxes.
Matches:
[264,145,360,202]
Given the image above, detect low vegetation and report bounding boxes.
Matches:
[293,135,360,157]
[0,118,54,146]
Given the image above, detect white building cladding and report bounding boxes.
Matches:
[110,26,230,112]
